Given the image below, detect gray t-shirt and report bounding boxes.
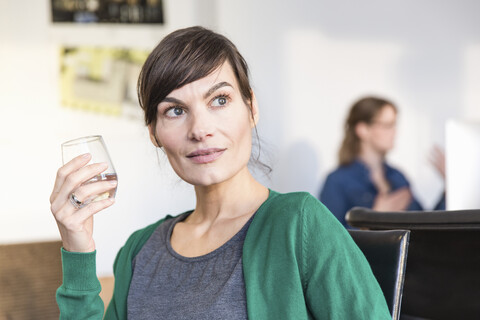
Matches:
[127,212,254,319]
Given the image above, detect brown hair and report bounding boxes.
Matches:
[138,26,253,129]
[338,96,397,166]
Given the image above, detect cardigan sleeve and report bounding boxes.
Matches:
[300,195,391,319]
[56,217,170,320]
[56,249,104,320]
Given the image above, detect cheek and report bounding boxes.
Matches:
[160,136,179,155]
[230,116,253,144]
[219,105,252,135]
[385,129,396,141]
[379,131,395,149]
[371,131,388,147]
[155,126,182,156]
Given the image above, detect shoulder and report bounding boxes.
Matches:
[384,162,403,174]
[253,190,337,231]
[246,190,344,246]
[267,190,316,206]
[321,164,360,198]
[262,190,323,213]
[246,190,352,263]
[325,162,360,183]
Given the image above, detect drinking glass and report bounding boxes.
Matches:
[62,135,118,204]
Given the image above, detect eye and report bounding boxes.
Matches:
[212,95,229,107]
[165,106,185,118]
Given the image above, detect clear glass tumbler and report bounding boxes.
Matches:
[61,135,118,203]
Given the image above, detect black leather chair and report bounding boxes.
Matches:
[349,229,410,320]
[346,207,480,320]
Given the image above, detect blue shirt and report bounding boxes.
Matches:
[319,159,445,228]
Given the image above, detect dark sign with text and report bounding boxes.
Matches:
[51,0,164,24]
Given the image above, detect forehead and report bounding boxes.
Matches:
[167,61,238,98]
[375,105,396,120]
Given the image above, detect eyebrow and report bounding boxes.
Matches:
[203,81,233,99]
[160,81,233,105]
[161,97,183,105]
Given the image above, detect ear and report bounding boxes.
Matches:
[355,122,370,141]
[249,91,259,128]
[148,124,161,148]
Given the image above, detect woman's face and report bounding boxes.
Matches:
[150,61,258,187]
[361,105,397,154]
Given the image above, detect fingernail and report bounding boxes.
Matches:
[109,180,118,186]
[82,153,90,158]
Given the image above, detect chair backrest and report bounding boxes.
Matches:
[346,207,480,319]
[0,240,62,320]
[348,229,410,320]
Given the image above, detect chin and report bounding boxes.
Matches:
[380,143,394,153]
[174,157,250,187]
[179,171,226,187]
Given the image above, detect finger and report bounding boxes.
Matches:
[70,180,118,206]
[428,150,441,164]
[396,198,411,211]
[386,189,411,207]
[54,198,115,253]
[55,192,115,224]
[51,153,92,203]
[391,190,411,202]
[74,197,115,222]
[51,162,109,212]
[433,145,445,156]
[429,146,445,164]
[390,191,412,210]
[428,147,446,178]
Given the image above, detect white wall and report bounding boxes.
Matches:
[1,0,479,275]
[0,0,214,276]
[217,0,480,205]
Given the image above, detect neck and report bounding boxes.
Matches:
[191,167,268,223]
[358,144,385,170]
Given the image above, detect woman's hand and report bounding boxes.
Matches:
[429,145,446,180]
[50,153,117,253]
[373,187,412,212]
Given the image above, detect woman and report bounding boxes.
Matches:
[51,27,390,319]
[320,96,446,228]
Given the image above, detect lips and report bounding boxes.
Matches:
[186,148,226,164]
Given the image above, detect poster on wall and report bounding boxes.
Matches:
[51,0,163,24]
[59,46,150,119]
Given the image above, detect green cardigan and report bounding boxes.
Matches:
[57,190,391,319]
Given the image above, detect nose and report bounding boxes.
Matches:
[187,108,214,141]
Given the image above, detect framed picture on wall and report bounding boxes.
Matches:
[51,0,164,24]
[59,46,150,119]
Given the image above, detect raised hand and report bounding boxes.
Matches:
[50,153,116,252]
[429,145,446,180]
